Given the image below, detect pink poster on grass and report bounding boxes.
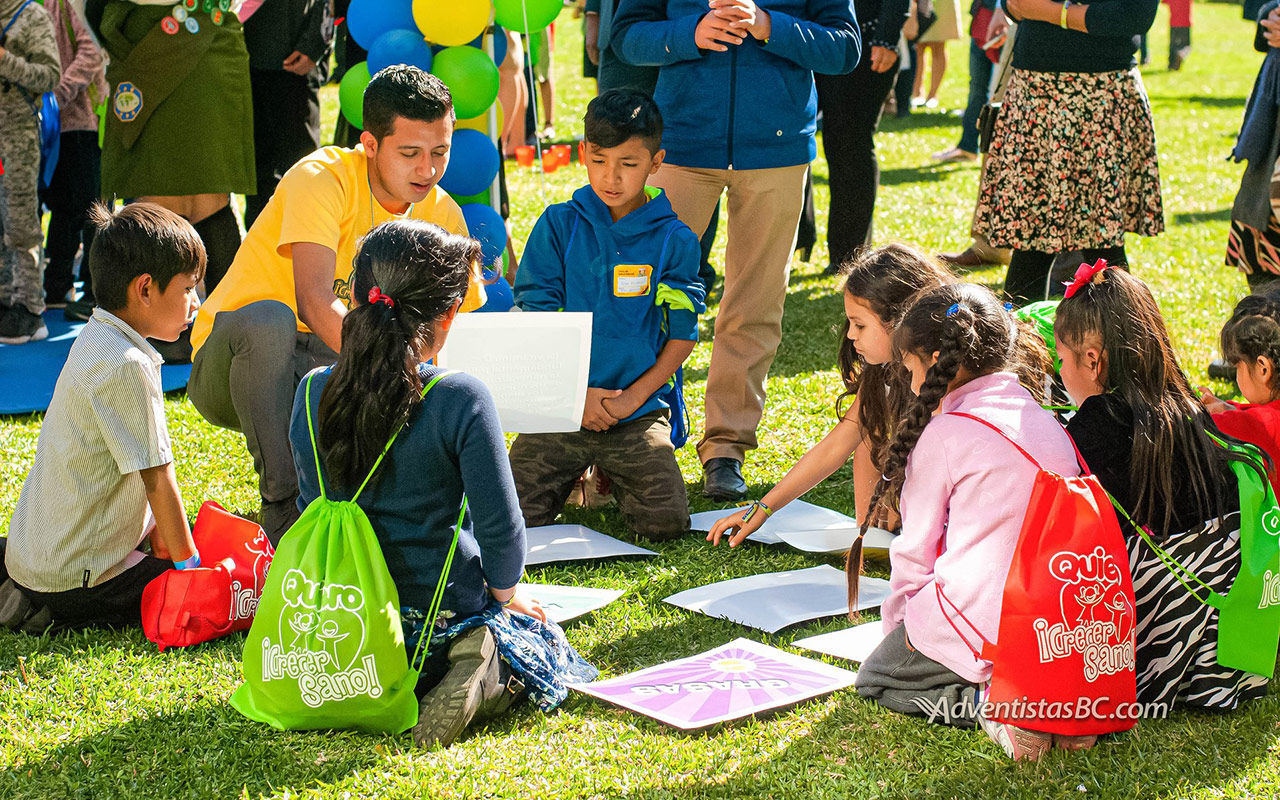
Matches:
[575,638,857,730]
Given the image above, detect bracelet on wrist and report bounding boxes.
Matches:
[1060,0,1071,30]
[174,552,201,571]
[741,499,773,525]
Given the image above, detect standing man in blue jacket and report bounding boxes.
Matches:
[613,0,860,500]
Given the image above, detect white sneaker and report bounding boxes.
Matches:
[978,712,1052,761]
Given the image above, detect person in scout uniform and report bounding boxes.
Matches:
[188,66,486,545]
[84,0,254,310]
[0,0,60,345]
[241,0,332,227]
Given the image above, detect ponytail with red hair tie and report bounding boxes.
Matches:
[367,286,395,308]
[1063,258,1112,299]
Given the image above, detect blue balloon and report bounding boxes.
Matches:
[461,203,507,266]
[475,272,515,313]
[346,0,415,51]
[468,26,508,65]
[368,29,433,75]
[440,129,500,198]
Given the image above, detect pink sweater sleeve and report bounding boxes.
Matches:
[55,0,104,105]
[882,425,953,632]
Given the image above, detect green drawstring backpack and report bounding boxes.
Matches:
[1116,436,1280,678]
[231,371,465,733]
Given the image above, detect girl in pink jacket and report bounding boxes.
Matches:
[852,283,1080,762]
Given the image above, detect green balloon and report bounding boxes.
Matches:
[450,188,491,206]
[339,61,372,129]
[431,47,499,120]
[493,0,560,34]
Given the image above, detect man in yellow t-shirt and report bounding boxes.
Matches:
[188,66,484,542]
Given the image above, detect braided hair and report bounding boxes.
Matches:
[317,220,480,492]
[836,244,955,470]
[847,283,1026,612]
[1220,289,1280,401]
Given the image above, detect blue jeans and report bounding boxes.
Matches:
[958,40,995,154]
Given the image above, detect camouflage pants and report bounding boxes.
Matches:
[0,107,45,314]
[509,410,690,541]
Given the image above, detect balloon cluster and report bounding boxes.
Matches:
[341,0,562,275]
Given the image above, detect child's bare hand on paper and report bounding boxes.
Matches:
[583,388,622,431]
[707,506,762,548]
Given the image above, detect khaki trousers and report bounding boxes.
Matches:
[650,162,808,464]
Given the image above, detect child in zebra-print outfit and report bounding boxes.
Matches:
[1056,266,1269,710]
[1201,290,1280,499]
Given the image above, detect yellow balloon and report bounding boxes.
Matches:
[415,0,490,47]
[457,103,504,137]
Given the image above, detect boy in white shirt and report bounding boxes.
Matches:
[2,202,203,631]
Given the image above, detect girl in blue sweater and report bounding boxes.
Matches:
[289,220,596,748]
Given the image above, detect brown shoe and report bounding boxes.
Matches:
[937,247,994,268]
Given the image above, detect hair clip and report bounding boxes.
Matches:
[368,286,395,308]
[1063,259,1111,299]
[1003,302,1014,312]
[946,302,968,317]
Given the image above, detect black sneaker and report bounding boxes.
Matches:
[413,626,505,748]
[702,457,748,501]
[0,305,48,344]
[64,299,95,322]
[1207,359,1236,381]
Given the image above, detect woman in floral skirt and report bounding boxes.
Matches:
[973,0,1162,303]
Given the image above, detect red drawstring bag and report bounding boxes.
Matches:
[141,558,237,650]
[141,502,276,650]
[190,501,275,630]
[937,413,1138,736]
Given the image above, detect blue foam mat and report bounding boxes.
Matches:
[0,311,191,415]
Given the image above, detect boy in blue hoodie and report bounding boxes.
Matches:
[510,89,705,541]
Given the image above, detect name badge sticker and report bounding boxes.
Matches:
[613,265,652,298]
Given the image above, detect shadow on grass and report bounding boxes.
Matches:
[1174,208,1232,225]
[1176,95,1246,109]
[609,688,1280,800]
[0,705,394,798]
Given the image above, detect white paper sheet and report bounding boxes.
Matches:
[436,312,591,433]
[525,524,657,566]
[663,565,891,633]
[793,620,888,664]
[775,526,897,555]
[688,499,896,552]
[522,583,625,624]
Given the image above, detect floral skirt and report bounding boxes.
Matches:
[974,68,1164,252]
[403,602,599,712]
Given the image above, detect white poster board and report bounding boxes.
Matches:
[525,524,657,566]
[689,499,895,552]
[522,584,625,624]
[663,565,891,633]
[437,312,591,433]
[793,620,888,664]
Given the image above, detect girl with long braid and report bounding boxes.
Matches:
[851,283,1079,762]
[706,244,954,547]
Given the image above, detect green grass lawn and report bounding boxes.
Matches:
[2,3,1276,797]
